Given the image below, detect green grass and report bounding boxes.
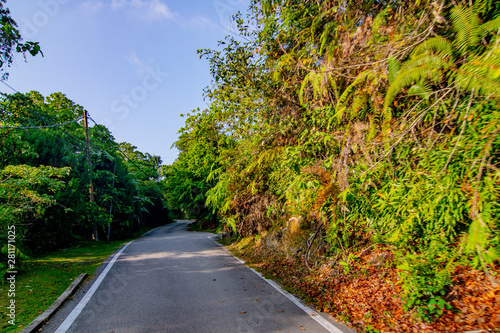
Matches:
[0,226,155,333]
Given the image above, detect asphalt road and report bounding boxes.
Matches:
[43,220,352,333]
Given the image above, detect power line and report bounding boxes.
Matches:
[87,114,158,180]
[0,81,85,132]
[0,117,83,129]
[0,82,92,151]
[1,87,157,179]
[0,80,19,93]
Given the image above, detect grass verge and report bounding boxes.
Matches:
[0,226,155,333]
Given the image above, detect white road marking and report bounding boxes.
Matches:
[54,241,133,333]
[208,236,345,333]
[141,226,161,237]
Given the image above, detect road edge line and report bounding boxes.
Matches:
[53,241,133,333]
[208,236,345,333]
[142,226,161,237]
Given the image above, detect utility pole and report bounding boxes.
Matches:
[83,109,98,241]
[106,158,117,243]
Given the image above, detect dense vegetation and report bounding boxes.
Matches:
[0,1,171,278]
[0,91,172,271]
[164,0,500,330]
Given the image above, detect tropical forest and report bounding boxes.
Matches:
[1,0,500,332]
[164,0,500,331]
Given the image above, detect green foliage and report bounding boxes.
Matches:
[172,0,500,323]
[396,240,454,322]
[0,91,171,257]
[163,109,224,223]
[385,3,500,115]
[0,164,69,277]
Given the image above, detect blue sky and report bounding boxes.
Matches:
[1,0,249,165]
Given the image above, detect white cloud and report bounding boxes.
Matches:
[111,0,175,22]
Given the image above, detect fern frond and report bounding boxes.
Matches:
[388,56,400,85]
[327,75,339,101]
[299,70,315,105]
[367,115,377,142]
[320,22,338,55]
[311,71,322,100]
[451,5,482,55]
[400,53,450,74]
[350,93,367,119]
[300,65,339,105]
[244,147,283,175]
[455,48,500,97]
[319,59,339,100]
[384,64,442,113]
[262,0,278,16]
[373,7,389,34]
[479,14,500,38]
[312,7,336,39]
[466,217,491,253]
[407,82,432,100]
[410,36,454,58]
[333,71,370,124]
[273,53,294,82]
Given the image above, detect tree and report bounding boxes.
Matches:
[0,164,69,276]
[163,109,225,226]
[0,0,42,79]
[118,142,171,228]
[0,91,171,253]
[173,0,500,325]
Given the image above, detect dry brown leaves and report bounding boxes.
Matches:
[236,243,500,332]
[434,264,500,331]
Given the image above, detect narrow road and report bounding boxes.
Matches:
[47,221,351,333]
